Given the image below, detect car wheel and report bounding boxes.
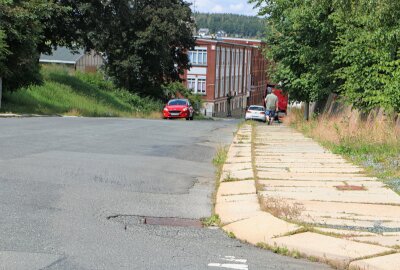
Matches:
[186,117,190,120]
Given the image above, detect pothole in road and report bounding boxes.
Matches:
[107,215,203,228]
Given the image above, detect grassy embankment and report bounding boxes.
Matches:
[1,65,163,118]
[285,109,400,194]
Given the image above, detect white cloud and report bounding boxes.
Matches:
[211,4,224,13]
[229,3,244,12]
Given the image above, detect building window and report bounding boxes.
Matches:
[187,78,196,90]
[187,77,206,95]
[197,78,206,94]
[189,48,207,65]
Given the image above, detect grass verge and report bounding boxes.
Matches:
[1,65,163,118]
[285,109,400,194]
[211,145,229,214]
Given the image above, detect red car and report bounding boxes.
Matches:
[273,88,288,114]
[163,99,194,120]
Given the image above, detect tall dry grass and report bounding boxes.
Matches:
[284,108,400,146]
[284,108,400,193]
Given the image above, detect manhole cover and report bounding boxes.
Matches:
[335,185,367,191]
[143,217,203,228]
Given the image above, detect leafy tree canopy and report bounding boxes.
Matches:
[332,0,400,112]
[0,0,78,90]
[0,30,9,75]
[60,0,196,97]
[251,0,400,112]
[250,0,337,102]
[1,0,195,98]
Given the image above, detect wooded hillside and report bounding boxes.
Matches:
[194,13,264,38]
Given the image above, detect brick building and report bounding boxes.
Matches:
[183,37,268,117]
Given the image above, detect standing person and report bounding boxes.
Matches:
[264,88,279,125]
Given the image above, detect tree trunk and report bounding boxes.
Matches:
[304,101,309,121]
[0,77,2,109]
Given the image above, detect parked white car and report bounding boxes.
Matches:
[245,105,266,123]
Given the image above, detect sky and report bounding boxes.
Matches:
[188,0,259,16]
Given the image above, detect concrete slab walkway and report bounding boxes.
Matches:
[215,123,400,270]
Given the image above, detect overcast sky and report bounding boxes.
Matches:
[188,0,259,16]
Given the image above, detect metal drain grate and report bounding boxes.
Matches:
[142,217,203,228]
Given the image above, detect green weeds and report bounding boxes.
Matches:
[1,65,163,117]
[201,214,221,227]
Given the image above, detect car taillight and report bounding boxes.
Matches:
[246,110,251,113]
[260,111,265,115]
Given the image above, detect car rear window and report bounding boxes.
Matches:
[248,106,264,111]
[168,100,187,106]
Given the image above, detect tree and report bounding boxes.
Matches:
[0,1,43,90]
[0,29,9,108]
[332,0,400,112]
[193,13,265,38]
[251,0,400,113]
[61,0,196,97]
[0,0,78,91]
[0,29,8,76]
[250,0,338,104]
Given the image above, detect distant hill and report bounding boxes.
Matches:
[193,13,265,38]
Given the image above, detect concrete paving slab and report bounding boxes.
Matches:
[304,216,396,229]
[296,201,400,221]
[232,141,251,146]
[383,232,400,236]
[0,251,61,270]
[222,163,253,172]
[255,153,341,158]
[256,167,290,173]
[259,180,347,188]
[257,158,348,164]
[256,149,328,154]
[265,232,393,266]
[313,227,377,237]
[218,181,256,196]
[259,187,400,204]
[223,212,300,245]
[221,169,253,181]
[216,193,258,204]
[228,146,252,155]
[289,167,363,173]
[352,236,400,248]
[225,156,252,163]
[258,172,377,181]
[227,151,252,158]
[215,201,261,224]
[256,162,360,169]
[349,252,400,270]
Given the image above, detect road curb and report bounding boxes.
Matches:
[215,123,398,270]
[0,113,62,118]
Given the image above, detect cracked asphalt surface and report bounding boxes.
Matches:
[0,117,330,269]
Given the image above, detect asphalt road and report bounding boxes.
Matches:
[0,117,330,270]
